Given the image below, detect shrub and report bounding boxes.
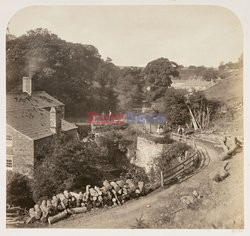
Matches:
[76,124,91,139]
[159,142,190,170]
[148,142,190,182]
[6,171,34,208]
[32,135,105,201]
[95,130,132,169]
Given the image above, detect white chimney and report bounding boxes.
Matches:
[22,77,32,95]
[50,107,62,134]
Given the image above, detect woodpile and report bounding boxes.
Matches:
[26,178,145,225]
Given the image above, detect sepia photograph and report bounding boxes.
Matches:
[3,2,246,230]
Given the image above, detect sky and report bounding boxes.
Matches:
[8,5,243,67]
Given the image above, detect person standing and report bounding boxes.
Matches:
[108,109,112,121]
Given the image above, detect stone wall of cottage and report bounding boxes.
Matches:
[7,125,34,177]
[132,137,164,173]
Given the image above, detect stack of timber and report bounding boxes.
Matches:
[26,179,145,225]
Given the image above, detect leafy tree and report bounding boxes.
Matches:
[202,68,220,81]
[162,88,190,127]
[93,60,120,112]
[6,28,102,116]
[116,67,144,112]
[7,171,34,208]
[142,58,179,102]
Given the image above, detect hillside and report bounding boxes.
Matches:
[203,70,243,104]
[203,70,243,136]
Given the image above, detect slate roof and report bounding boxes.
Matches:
[7,108,77,140]
[7,91,64,112]
[6,91,77,140]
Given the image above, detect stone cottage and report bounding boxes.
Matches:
[6,76,78,177]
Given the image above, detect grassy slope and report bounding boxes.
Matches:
[203,70,243,136]
[204,70,243,104]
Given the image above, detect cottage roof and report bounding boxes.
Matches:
[6,91,64,112]
[7,108,77,140]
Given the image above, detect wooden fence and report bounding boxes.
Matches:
[160,132,200,187]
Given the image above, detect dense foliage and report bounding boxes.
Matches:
[162,88,190,127]
[148,142,190,182]
[31,132,147,201]
[6,29,101,116]
[116,67,144,111]
[7,171,34,208]
[32,135,105,201]
[142,58,179,102]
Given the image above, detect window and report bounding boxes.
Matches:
[6,155,13,170]
[6,135,13,147]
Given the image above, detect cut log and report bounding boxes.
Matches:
[94,186,102,195]
[89,188,99,197]
[98,195,103,202]
[117,189,123,195]
[34,204,42,220]
[103,180,112,190]
[52,196,59,208]
[86,185,91,199]
[138,181,144,193]
[135,189,141,194]
[100,187,108,195]
[111,189,121,205]
[70,207,87,214]
[63,190,71,199]
[57,193,68,209]
[116,180,125,188]
[110,181,120,192]
[48,210,68,224]
[126,179,136,192]
[29,208,36,218]
[26,216,36,224]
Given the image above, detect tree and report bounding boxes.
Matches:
[32,135,106,200]
[6,28,102,117]
[93,60,120,112]
[186,92,219,130]
[142,58,179,102]
[116,67,144,112]
[162,88,190,127]
[202,68,220,81]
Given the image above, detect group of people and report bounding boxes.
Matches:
[156,123,185,136]
[101,110,112,120]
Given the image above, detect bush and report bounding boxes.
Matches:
[148,142,190,182]
[159,142,190,170]
[7,171,34,208]
[32,135,105,201]
[76,124,91,139]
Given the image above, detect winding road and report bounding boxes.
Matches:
[51,137,232,228]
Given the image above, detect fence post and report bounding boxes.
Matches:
[160,171,164,188]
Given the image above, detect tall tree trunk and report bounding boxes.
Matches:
[187,105,198,130]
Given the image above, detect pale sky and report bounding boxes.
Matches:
[8,5,243,67]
